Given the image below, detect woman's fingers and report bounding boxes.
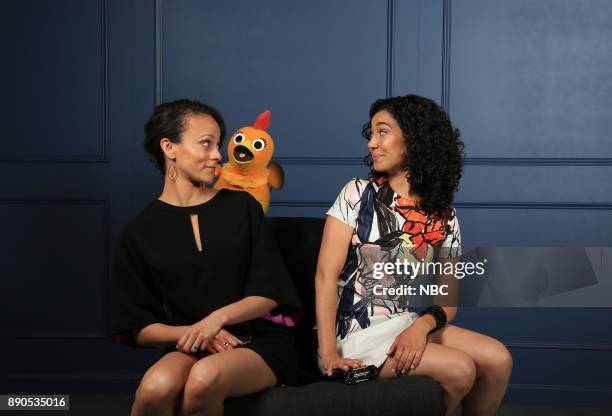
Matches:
[395,347,409,374]
[181,331,197,353]
[177,330,190,351]
[199,333,213,351]
[325,360,336,376]
[211,329,240,348]
[211,337,234,351]
[178,328,250,354]
[325,357,367,377]
[386,352,398,373]
[390,346,402,373]
[412,349,424,370]
[208,340,224,353]
[327,361,343,376]
[177,330,189,350]
[223,332,241,347]
[191,334,205,353]
[402,350,416,374]
[349,359,364,368]
[338,359,363,373]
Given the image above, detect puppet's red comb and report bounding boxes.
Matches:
[253,109,271,131]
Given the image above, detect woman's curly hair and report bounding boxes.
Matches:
[362,94,464,217]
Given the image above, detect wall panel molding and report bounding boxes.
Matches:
[465,157,612,166]
[276,157,365,166]
[508,383,612,393]
[275,156,612,166]
[455,202,612,210]
[0,0,108,163]
[2,333,108,340]
[0,198,110,339]
[505,342,612,351]
[155,0,164,105]
[441,0,452,110]
[100,0,108,163]
[448,0,612,161]
[386,0,395,98]
[271,200,612,210]
[1,374,141,381]
[507,382,612,406]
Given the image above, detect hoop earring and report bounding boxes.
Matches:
[168,159,178,182]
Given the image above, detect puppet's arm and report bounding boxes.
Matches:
[268,161,284,189]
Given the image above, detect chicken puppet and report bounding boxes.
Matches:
[213,110,284,214]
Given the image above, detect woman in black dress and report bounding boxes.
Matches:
[111,99,301,416]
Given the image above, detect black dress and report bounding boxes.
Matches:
[110,189,302,385]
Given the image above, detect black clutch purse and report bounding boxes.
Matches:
[330,365,378,385]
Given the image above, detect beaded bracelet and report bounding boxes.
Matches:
[419,305,447,334]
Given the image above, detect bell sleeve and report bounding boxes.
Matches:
[242,193,303,327]
[110,227,166,346]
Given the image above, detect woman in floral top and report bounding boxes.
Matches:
[315,95,512,416]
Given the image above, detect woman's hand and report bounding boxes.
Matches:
[176,311,225,354]
[321,353,364,377]
[386,319,431,375]
[205,329,244,354]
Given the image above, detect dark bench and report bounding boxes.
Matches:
[224,217,446,416]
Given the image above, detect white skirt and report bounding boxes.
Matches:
[316,311,419,374]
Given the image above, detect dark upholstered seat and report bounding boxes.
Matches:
[224,217,446,416]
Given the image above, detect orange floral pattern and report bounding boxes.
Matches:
[392,195,446,261]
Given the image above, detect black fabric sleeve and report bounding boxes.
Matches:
[110,227,166,346]
[243,194,302,314]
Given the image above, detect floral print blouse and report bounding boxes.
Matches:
[327,177,462,340]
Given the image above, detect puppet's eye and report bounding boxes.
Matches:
[252,138,266,151]
[233,134,244,144]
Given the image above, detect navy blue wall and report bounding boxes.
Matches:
[1,0,611,407]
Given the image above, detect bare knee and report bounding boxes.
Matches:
[477,340,513,384]
[444,356,477,396]
[135,371,182,410]
[184,362,223,401]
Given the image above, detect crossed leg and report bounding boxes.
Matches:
[378,342,477,416]
[180,348,277,416]
[131,348,276,416]
[429,324,513,416]
[131,351,199,416]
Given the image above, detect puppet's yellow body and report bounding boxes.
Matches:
[214,111,283,214]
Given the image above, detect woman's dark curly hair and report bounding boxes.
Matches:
[362,94,464,216]
[144,98,226,176]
